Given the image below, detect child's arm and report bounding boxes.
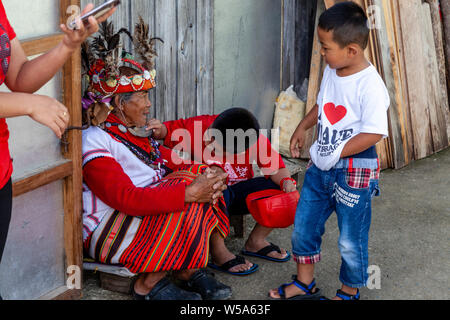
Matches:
[340,133,383,159]
[159,115,215,149]
[147,118,168,140]
[290,104,319,158]
[341,75,390,158]
[270,168,297,193]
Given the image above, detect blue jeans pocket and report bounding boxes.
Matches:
[370,180,380,198]
[345,168,371,189]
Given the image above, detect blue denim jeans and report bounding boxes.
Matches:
[292,160,380,288]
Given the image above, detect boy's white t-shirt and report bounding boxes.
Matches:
[310,64,390,171]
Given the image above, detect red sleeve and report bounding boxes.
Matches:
[83,157,186,217]
[254,135,286,177]
[163,115,217,152]
[158,145,185,171]
[0,1,16,40]
[163,118,190,149]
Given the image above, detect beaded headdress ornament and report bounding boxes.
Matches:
[81,16,162,126]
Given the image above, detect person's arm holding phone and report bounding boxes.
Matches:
[5,3,116,94]
[0,3,116,139]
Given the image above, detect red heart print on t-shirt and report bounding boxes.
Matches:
[324,103,347,125]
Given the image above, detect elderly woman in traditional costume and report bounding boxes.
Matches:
[80,19,231,300]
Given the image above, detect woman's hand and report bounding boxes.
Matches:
[28,95,70,139]
[60,3,117,52]
[185,168,228,204]
[146,119,168,140]
[208,167,228,203]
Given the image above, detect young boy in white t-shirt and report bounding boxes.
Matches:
[269,2,389,300]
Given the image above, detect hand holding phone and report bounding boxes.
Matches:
[69,0,121,30]
[60,2,118,51]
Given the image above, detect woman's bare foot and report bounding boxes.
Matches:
[133,272,166,296]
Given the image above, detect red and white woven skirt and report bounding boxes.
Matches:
[84,164,230,274]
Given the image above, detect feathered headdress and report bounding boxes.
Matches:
[81,17,162,126]
[133,16,162,71]
[82,17,162,98]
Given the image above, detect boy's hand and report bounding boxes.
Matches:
[282,180,297,193]
[290,126,306,158]
[289,104,319,158]
[146,119,168,140]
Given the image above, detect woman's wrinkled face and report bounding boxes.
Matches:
[121,91,151,128]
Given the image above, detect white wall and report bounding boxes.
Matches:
[2,0,60,41]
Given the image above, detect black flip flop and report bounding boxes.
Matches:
[241,243,291,262]
[208,255,259,276]
[133,277,202,300]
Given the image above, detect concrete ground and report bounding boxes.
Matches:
[82,148,450,300]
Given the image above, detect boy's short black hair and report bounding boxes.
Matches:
[318,1,370,49]
[210,107,260,154]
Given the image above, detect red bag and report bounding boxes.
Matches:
[246,189,300,228]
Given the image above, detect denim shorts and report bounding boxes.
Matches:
[291,159,380,288]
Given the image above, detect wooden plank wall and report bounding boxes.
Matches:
[426,0,449,133]
[294,0,450,169]
[375,0,413,168]
[81,0,214,123]
[300,0,326,159]
[440,0,450,103]
[282,0,318,94]
[396,0,449,159]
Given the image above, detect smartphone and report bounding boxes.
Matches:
[69,0,121,29]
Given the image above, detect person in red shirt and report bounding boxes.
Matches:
[149,108,299,275]
[0,2,116,300]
